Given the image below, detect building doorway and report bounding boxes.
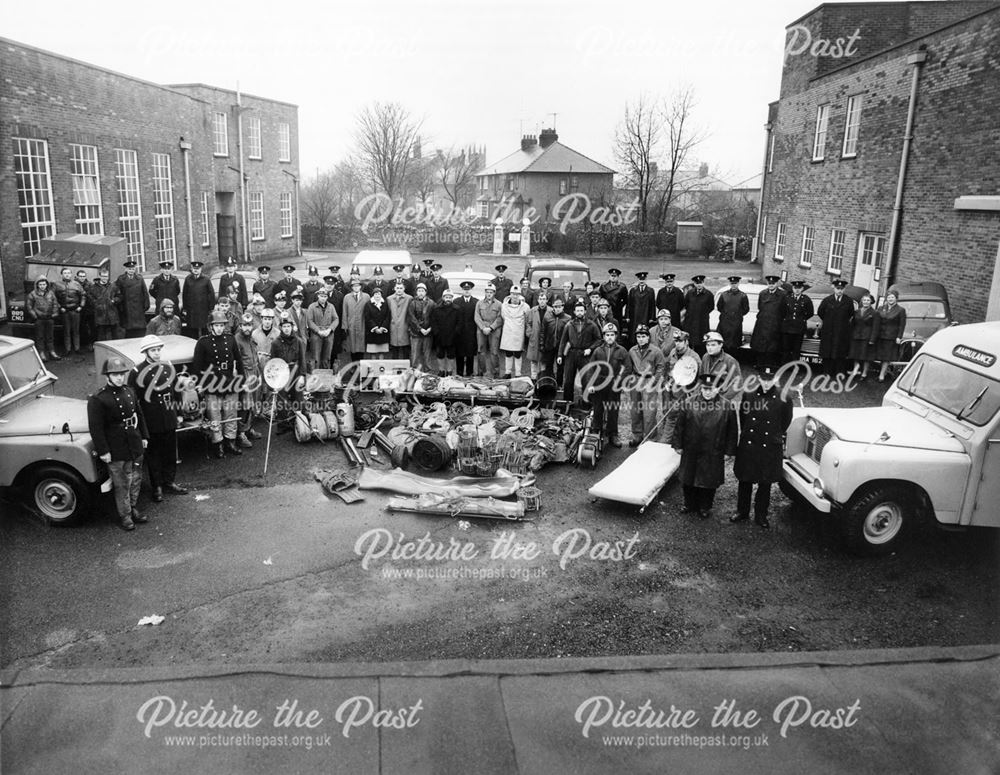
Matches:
[215,192,237,265]
[854,234,887,296]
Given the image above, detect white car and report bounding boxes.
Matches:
[441,268,496,300]
[351,250,414,282]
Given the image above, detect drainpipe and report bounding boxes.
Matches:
[179,138,195,266]
[884,48,927,297]
[282,169,302,256]
[752,121,772,263]
[236,87,250,265]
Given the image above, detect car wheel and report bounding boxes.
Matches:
[27,466,91,525]
[840,484,912,556]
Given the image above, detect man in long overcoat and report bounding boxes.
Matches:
[115,259,150,338]
[342,278,371,361]
[655,273,685,325]
[599,268,629,322]
[682,275,714,357]
[731,365,793,529]
[149,260,181,311]
[780,280,815,364]
[453,280,479,377]
[750,275,788,368]
[672,373,738,519]
[817,279,855,375]
[181,260,216,339]
[716,275,750,355]
[625,271,656,346]
[218,257,249,307]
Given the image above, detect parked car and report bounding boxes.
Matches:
[351,250,414,281]
[441,268,496,300]
[891,281,953,340]
[93,335,197,390]
[0,334,111,524]
[524,257,590,290]
[781,321,1000,555]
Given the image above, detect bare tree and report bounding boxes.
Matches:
[300,170,338,247]
[438,146,481,210]
[649,87,708,231]
[355,102,424,213]
[614,94,660,231]
[405,153,440,210]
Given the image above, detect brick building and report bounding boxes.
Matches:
[475,129,614,224]
[0,37,300,300]
[755,1,1000,323]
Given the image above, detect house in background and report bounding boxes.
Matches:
[475,129,614,224]
[0,37,300,303]
[756,1,1000,323]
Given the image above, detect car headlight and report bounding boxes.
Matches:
[812,478,825,498]
[804,418,818,439]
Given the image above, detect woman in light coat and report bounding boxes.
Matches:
[499,287,529,378]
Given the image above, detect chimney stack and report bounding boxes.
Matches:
[539,128,558,148]
[699,162,709,178]
[521,134,537,152]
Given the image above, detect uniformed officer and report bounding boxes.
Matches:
[583,322,630,448]
[655,273,685,325]
[301,265,324,308]
[731,365,793,529]
[600,267,628,323]
[419,258,435,281]
[367,265,393,299]
[88,356,149,531]
[682,275,713,356]
[716,275,750,356]
[780,280,815,364]
[425,263,450,303]
[252,265,277,307]
[817,278,855,375]
[128,335,189,503]
[218,256,249,307]
[627,323,665,445]
[625,271,656,346]
[181,260,216,339]
[150,260,181,311]
[275,264,302,303]
[191,310,247,458]
[492,264,513,301]
[700,330,742,405]
[750,275,788,368]
[392,264,416,297]
[328,265,348,296]
[557,300,602,403]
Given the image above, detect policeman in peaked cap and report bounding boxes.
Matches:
[425,263,450,302]
[275,264,303,304]
[780,279,815,364]
[252,265,277,307]
[492,264,513,301]
[600,266,628,324]
[626,272,655,346]
[751,274,788,368]
[717,275,750,356]
[89,356,149,531]
[218,256,248,307]
[682,274,713,356]
[392,263,416,296]
[655,272,684,326]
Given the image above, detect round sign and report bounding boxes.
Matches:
[263,358,291,390]
[671,358,698,387]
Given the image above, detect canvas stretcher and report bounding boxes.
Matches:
[588,442,681,513]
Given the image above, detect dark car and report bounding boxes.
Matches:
[890,281,953,341]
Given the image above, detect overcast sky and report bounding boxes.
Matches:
[4,0,897,186]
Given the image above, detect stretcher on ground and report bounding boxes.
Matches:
[588,442,681,514]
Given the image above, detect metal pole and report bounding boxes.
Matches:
[236,86,250,265]
[263,391,278,476]
[180,140,195,266]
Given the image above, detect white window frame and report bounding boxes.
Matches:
[478,177,488,192]
[200,191,212,247]
[69,144,103,235]
[827,228,846,274]
[247,116,262,159]
[114,148,145,269]
[812,104,830,161]
[478,201,490,218]
[279,192,293,238]
[559,178,568,195]
[13,137,56,257]
[800,225,815,267]
[249,191,265,241]
[278,122,290,162]
[213,112,229,157]
[151,153,176,265]
[842,95,862,158]
[774,222,786,261]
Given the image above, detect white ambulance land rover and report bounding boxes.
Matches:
[782,322,1000,555]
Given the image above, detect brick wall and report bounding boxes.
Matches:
[0,39,299,301]
[760,5,1000,323]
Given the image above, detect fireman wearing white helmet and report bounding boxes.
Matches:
[700,330,742,405]
[128,335,188,503]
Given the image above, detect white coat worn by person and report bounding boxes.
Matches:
[342,280,371,361]
[499,289,529,378]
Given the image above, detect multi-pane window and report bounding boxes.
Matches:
[479,177,488,191]
[247,116,262,159]
[800,226,816,267]
[812,105,830,161]
[478,201,490,218]
[70,144,103,234]
[200,191,212,246]
[213,112,229,156]
[842,95,862,158]
[774,222,787,260]
[570,175,579,191]
[249,191,264,240]
[278,122,290,162]
[114,148,145,268]
[828,228,846,273]
[280,192,293,238]
[559,179,568,195]
[13,137,56,257]
[151,153,176,264]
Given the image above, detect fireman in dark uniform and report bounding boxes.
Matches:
[192,310,247,458]
[128,335,189,503]
[583,322,631,448]
[716,275,750,356]
[780,280,815,364]
[600,267,629,323]
[392,264,416,296]
[88,356,149,531]
[625,271,656,346]
[252,265,277,307]
[425,263,451,303]
[682,275,714,356]
[492,264,513,301]
[218,256,249,307]
[655,273,685,324]
[275,265,302,303]
[731,365,793,529]
[750,275,788,369]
